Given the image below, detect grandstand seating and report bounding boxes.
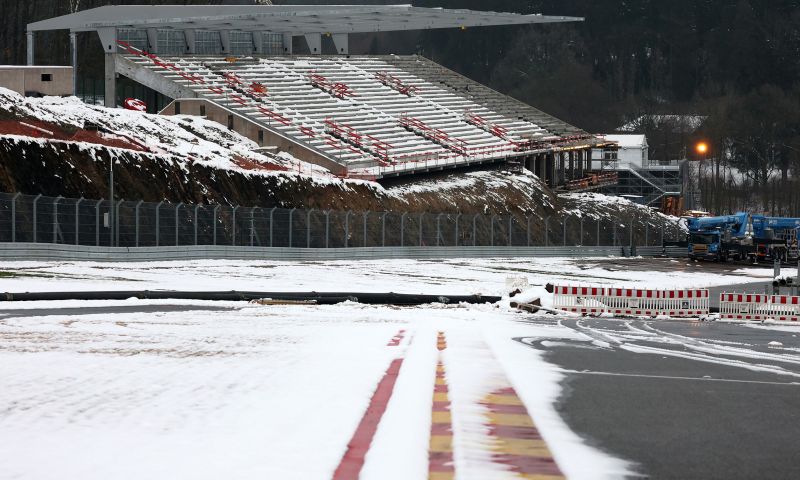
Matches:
[119,43,596,178]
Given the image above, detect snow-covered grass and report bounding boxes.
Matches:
[0,298,631,479]
[0,257,768,296]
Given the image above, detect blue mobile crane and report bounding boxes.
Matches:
[687,213,751,261]
[751,216,800,262]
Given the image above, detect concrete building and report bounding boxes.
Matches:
[592,134,648,170]
[592,134,683,207]
[0,66,73,97]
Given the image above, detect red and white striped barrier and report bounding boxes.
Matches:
[553,285,710,318]
[720,293,799,322]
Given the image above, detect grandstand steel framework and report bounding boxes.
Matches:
[27,5,611,181]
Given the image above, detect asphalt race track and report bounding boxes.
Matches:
[519,317,800,479]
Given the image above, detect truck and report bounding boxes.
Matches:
[687,212,751,262]
[751,216,800,263]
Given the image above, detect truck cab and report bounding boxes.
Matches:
[687,213,750,262]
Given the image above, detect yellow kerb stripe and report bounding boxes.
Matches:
[431,411,452,424]
[486,412,535,428]
[429,435,453,453]
[482,394,524,406]
[491,437,553,457]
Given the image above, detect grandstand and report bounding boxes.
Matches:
[27,5,611,182]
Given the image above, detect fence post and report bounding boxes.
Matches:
[133,200,143,247]
[345,210,352,248]
[53,196,63,244]
[419,213,424,246]
[75,197,84,245]
[307,209,314,248]
[115,199,123,247]
[232,205,240,246]
[490,215,496,247]
[32,194,42,243]
[629,218,634,249]
[325,210,330,248]
[269,207,276,247]
[250,208,257,247]
[597,218,601,247]
[526,216,531,247]
[155,201,165,247]
[473,214,478,247]
[612,222,617,247]
[11,193,21,243]
[194,204,200,246]
[363,212,369,247]
[213,205,221,246]
[455,214,461,247]
[175,203,183,246]
[400,213,406,247]
[289,208,296,248]
[96,199,103,247]
[381,212,387,247]
[436,214,443,246]
[545,216,550,247]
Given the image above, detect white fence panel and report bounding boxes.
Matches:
[554,285,710,318]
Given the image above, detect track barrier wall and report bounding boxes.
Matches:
[720,293,800,322]
[0,243,686,262]
[554,285,710,317]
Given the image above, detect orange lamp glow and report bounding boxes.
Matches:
[696,142,709,155]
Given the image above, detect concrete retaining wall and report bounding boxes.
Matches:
[0,243,686,262]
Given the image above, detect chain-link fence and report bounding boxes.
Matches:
[0,192,684,249]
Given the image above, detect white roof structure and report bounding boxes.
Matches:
[603,134,647,149]
[27,5,582,34]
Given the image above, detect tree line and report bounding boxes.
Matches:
[2,0,799,214]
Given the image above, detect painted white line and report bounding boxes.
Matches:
[562,369,800,386]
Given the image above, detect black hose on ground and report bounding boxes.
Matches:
[1,291,500,306]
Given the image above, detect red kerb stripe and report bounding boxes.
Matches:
[333,358,404,480]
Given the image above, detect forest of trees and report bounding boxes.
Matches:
[2,0,799,214]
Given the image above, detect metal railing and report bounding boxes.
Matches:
[0,192,685,250]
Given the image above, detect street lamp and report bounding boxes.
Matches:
[694,142,709,210]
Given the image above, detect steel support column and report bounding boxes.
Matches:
[104,53,116,108]
[26,32,34,65]
[70,32,78,96]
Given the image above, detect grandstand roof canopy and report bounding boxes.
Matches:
[27,5,583,34]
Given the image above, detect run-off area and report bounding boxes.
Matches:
[0,301,627,480]
[0,257,795,479]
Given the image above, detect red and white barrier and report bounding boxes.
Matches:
[720,293,799,322]
[553,285,710,318]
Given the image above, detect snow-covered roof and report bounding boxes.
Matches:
[602,134,646,149]
[28,5,582,34]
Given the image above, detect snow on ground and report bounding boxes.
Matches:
[0,258,771,479]
[0,257,769,296]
